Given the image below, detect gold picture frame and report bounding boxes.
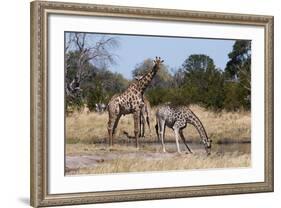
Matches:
[30,1,274,207]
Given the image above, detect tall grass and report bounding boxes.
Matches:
[66,105,250,144]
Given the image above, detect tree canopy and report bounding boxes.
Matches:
[65,37,251,112]
[181,54,225,110]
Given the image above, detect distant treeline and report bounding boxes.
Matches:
[65,33,251,112]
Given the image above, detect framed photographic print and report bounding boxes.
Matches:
[30,1,274,207]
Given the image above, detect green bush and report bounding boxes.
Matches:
[224,82,250,111]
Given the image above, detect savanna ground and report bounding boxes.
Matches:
[65,105,251,175]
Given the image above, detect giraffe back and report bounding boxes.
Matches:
[156,105,188,128]
[108,83,144,115]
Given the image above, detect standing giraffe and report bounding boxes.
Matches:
[107,57,164,148]
[155,105,212,155]
[134,76,152,138]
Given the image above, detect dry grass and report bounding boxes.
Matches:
[65,105,251,175]
[66,105,251,144]
[80,155,250,174]
[65,144,250,175]
[67,155,250,175]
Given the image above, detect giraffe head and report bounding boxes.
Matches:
[135,57,164,91]
[153,56,164,71]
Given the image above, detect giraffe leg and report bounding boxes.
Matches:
[139,114,142,137]
[142,110,146,137]
[146,114,152,138]
[108,128,113,147]
[108,115,117,147]
[179,129,193,153]
[173,120,185,154]
[155,122,159,143]
[158,119,166,152]
[112,114,121,141]
[139,112,145,137]
[173,128,181,154]
[107,113,121,147]
[133,111,140,149]
[163,125,166,144]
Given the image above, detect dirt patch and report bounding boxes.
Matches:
[65,143,250,175]
[66,150,182,170]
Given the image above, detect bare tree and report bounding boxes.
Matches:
[65,32,119,98]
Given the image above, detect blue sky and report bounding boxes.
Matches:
[67,33,235,79]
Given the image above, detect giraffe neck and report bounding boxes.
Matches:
[186,109,209,144]
[137,65,158,92]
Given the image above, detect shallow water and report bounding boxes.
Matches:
[148,142,251,154]
[212,143,250,154]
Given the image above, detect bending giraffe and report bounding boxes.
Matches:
[155,105,212,155]
[107,57,164,148]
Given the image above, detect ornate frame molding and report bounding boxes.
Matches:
[30,1,274,207]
